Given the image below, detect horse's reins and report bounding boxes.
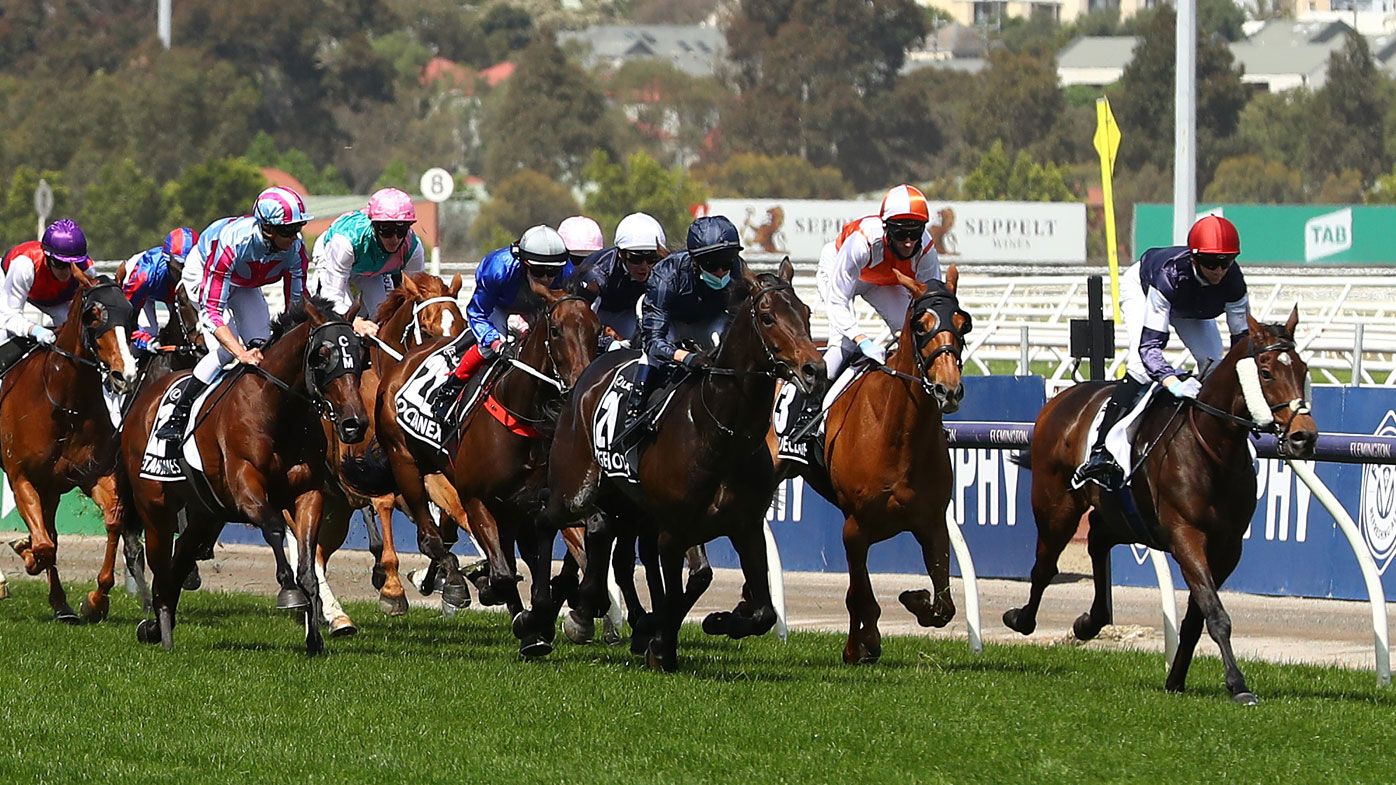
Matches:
[400,295,460,347]
[689,278,801,438]
[1183,337,1309,464]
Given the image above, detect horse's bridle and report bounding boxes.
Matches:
[44,283,135,385]
[400,295,461,347]
[878,287,973,396]
[499,294,590,397]
[1189,336,1309,436]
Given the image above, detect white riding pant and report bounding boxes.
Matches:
[192,286,271,385]
[816,274,909,380]
[310,270,395,320]
[1119,263,1224,384]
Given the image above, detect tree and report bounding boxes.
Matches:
[245,132,351,195]
[961,141,1075,201]
[77,159,168,260]
[968,49,1064,155]
[1202,154,1302,204]
[1199,0,1247,42]
[480,36,621,185]
[692,153,851,199]
[604,59,730,168]
[470,169,579,252]
[1308,32,1389,186]
[1317,169,1363,203]
[1111,7,1247,188]
[1236,90,1312,172]
[163,158,266,233]
[0,167,69,247]
[583,151,706,250]
[722,0,929,190]
[480,4,535,64]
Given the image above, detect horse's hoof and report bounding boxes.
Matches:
[1072,612,1102,641]
[899,589,954,628]
[519,635,554,660]
[182,567,202,592]
[370,565,387,592]
[440,581,470,611]
[860,644,882,665]
[136,619,161,645]
[7,536,30,555]
[1232,691,1259,706]
[276,587,310,611]
[645,640,677,673]
[79,594,109,624]
[329,616,358,638]
[0,582,8,600]
[701,611,731,636]
[1002,607,1036,636]
[378,592,409,617]
[53,605,80,625]
[563,610,595,645]
[602,618,623,646]
[407,568,436,596]
[440,593,467,619]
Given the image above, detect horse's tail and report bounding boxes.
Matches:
[1008,449,1032,470]
[341,445,397,497]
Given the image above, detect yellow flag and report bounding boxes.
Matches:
[1094,97,1123,324]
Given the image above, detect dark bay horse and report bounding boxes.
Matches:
[1003,309,1317,704]
[349,276,601,623]
[775,266,971,664]
[119,297,369,653]
[0,277,139,622]
[537,260,825,670]
[312,271,466,630]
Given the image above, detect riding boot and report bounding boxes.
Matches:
[1076,378,1143,490]
[625,363,654,431]
[156,377,210,440]
[429,343,487,422]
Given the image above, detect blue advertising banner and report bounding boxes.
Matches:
[1111,386,1396,600]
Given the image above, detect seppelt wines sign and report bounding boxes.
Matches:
[696,198,1087,264]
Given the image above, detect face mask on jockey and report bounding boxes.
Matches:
[699,269,731,290]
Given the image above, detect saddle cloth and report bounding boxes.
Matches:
[591,358,680,483]
[773,361,872,465]
[1068,382,1160,490]
[393,333,490,452]
[139,372,228,482]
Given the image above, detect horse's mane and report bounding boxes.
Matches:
[726,270,784,310]
[371,273,451,324]
[267,294,345,345]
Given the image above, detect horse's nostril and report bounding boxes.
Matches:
[801,362,820,381]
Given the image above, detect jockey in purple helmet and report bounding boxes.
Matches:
[309,187,425,337]
[158,186,313,439]
[119,227,198,351]
[1,219,95,346]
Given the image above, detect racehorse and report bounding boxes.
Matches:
[348,275,601,623]
[1003,309,1317,704]
[776,266,971,664]
[119,297,369,653]
[537,260,825,670]
[311,272,467,631]
[0,276,139,622]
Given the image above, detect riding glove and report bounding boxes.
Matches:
[857,338,885,364]
[682,351,711,370]
[1167,378,1202,399]
[31,325,56,345]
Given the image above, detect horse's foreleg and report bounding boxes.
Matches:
[1072,520,1116,641]
[681,543,713,615]
[515,518,558,659]
[136,498,179,648]
[362,500,387,589]
[901,506,956,629]
[368,497,409,616]
[32,488,77,622]
[646,534,686,672]
[721,519,778,641]
[1172,533,1253,703]
[1003,494,1084,636]
[121,527,150,611]
[7,475,55,575]
[463,497,518,613]
[288,492,327,655]
[1165,596,1205,694]
[79,474,125,623]
[841,518,879,664]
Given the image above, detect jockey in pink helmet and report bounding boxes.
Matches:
[309,187,426,337]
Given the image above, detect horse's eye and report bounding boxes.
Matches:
[1260,367,1273,382]
[760,312,776,327]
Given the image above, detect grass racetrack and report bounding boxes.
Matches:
[0,582,1391,784]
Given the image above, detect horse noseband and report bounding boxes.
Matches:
[305,322,366,418]
[910,289,971,373]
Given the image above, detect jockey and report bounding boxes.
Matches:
[626,215,744,428]
[816,184,941,380]
[427,225,573,421]
[158,186,313,439]
[558,215,605,266]
[1,218,93,345]
[120,227,198,351]
[1077,214,1249,489]
[575,212,667,349]
[310,187,425,337]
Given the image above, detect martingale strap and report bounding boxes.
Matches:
[484,395,540,438]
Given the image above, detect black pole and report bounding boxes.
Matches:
[1087,275,1106,381]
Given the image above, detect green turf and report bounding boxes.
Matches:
[0,581,1390,785]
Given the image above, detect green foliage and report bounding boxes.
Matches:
[1365,165,1396,203]
[1199,0,1248,42]
[245,132,351,195]
[481,4,536,60]
[0,167,69,246]
[1236,91,1312,174]
[1308,32,1390,187]
[1317,169,1364,203]
[693,153,851,199]
[163,158,266,233]
[583,151,706,249]
[76,159,168,260]
[1202,154,1303,204]
[470,169,580,251]
[603,59,729,167]
[968,49,1064,155]
[962,141,1076,201]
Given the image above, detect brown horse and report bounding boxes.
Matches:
[777,266,971,664]
[119,297,369,653]
[1003,309,1317,704]
[311,271,466,630]
[347,276,601,622]
[0,277,139,622]
[538,261,825,670]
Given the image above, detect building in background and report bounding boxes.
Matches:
[918,0,1160,28]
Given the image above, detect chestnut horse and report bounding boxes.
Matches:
[348,277,601,623]
[0,278,139,622]
[775,267,971,664]
[1003,310,1317,704]
[119,297,370,653]
[538,261,825,670]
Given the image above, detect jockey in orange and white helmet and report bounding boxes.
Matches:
[816,184,940,380]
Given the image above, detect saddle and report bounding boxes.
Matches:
[140,373,229,482]
[593,358,685,483]
[394,332,500,452]
[0,336,38,378]
[774,359,874,467]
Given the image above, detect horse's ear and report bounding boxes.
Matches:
[400,273,421,297]
[1245,311,1264,340]
[528,272,562,304]
[73,264,97,289]
[891,268,927,298]
[303,297,326,325]
[449,272,463,297]
[944,264,959,295]
[1285,304,1299,338]
[345,301,361,322]
[777,256,794,283]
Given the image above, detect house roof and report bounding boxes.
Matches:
[558,24,726,76]
[1230,20,1352,83]
[1057,36,1139,71]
